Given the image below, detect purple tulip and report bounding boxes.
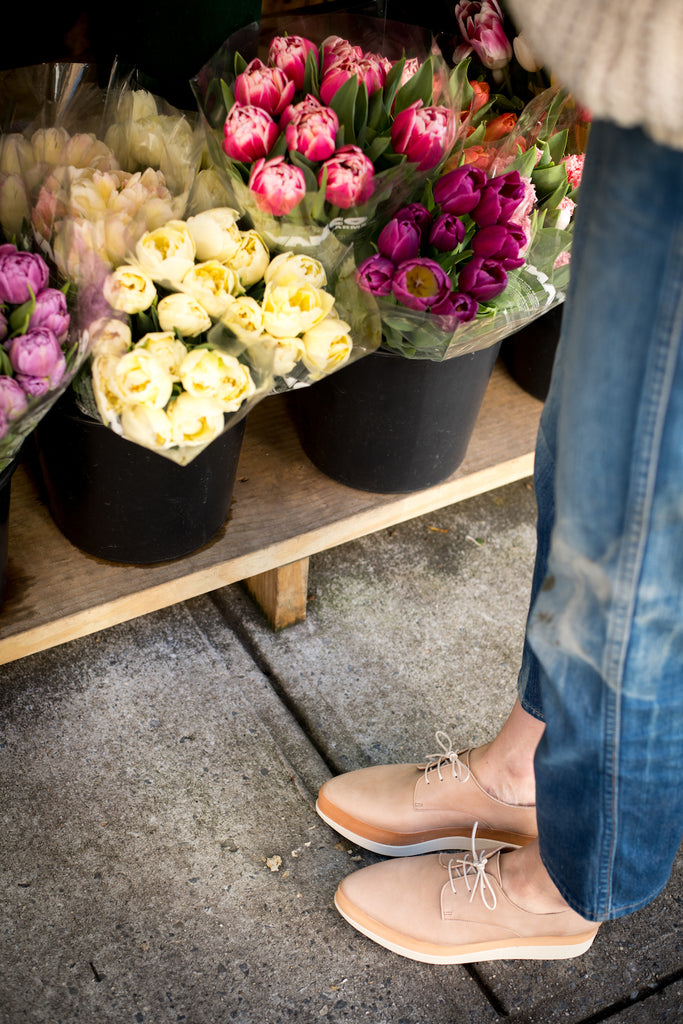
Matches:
[431,290,479,329]
[471,171,527,227]
[397,203,433,239]
[432,165,487,216]
[392,257,452,311]
[458,257,508,301]
[0,408,7,441]
[356,254,396,296]
[377,218,422,263]
[429,212,466,252]
[6,326,66,389]
[0,375,28,419]
[435,291,479,320]
[28,287,70,342]
[0,244,49,304]
[0,310,7,343]
[472,222,527,268]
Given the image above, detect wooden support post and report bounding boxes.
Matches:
[243,557,310,629]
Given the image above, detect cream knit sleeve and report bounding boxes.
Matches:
[506,0,683,149]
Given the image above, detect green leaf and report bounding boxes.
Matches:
[234,52,247,77]
[367,87,386,132]
[220,79,235,115]
[329,74,359,146]
[303,48,319,96]
[366,134,392,163]
[531,163,568,198]
[311,169,328,220]
[539,180,570,213]
[548,128,568,165]
[289,151,319,192]
[0,345,12,375]
[382,57,406,116]
[449,57,472,107]
[270,133,288,158]
[354,80,369,137]
[392,54,434,115]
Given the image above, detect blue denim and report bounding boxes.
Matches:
[517,120,683,922]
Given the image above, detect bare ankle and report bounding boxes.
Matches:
[469,744,536,807]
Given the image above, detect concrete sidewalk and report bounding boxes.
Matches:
[1,479,681,1024]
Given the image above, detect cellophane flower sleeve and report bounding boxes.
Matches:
[357,84,588,361]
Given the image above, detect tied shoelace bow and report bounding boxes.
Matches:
[444,823,498,911]
[423,730,471,784]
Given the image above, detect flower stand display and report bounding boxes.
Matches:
[34,394,246,565]
[288,343,501,493]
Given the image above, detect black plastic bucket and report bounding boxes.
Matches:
[35,395,246,564]
[0,458,17,606]
[500,305,563,402]
[289,343,501,493]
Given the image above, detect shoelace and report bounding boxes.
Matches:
[423,730,471,784]
[444,823,498,911]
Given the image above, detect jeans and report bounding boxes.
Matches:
[517,120,683,921]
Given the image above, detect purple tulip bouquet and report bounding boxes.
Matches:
[191,13,464,263]
[355,93,585,361]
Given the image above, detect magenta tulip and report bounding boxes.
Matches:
[454,0,513,70]
[471,222,527,268]
[458,257,508,301]
[392,258,452,311]
[248,156,307,216]
[471,171,526,226]
[429,212,466,252]
[286,105,339,162]
[397,202,433,239]
[319,145,374,209]
[356,254,396,296]
[268,34,318,91]
[223,104,279,162]
[234,58,295,117]
[432,164,487,215]
[431,290,479,327]
[377,217,422,262]
[390,102,456,172]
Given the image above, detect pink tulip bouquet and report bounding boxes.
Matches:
[0,242,90,471]
[355,90,585,361]
[191,13,463,261]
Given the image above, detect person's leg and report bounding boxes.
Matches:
[330,119,683,958]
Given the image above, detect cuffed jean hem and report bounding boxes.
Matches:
[513,120,683,921]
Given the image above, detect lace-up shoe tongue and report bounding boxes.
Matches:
[421,731,471,783]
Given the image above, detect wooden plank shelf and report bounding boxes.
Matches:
[0,364,542,665]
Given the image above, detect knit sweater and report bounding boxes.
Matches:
[506,0,683,149]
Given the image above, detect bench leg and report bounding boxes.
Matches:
[243,557,310,629]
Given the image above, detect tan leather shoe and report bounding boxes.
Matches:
[317,735,537,855]
[335,844,600,964]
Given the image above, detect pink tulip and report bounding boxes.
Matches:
[320,55,386,106]
[454,0,513,70]
[28,287,70,342]
[0,409,7,440]
[249,156,307,216]
[7,327,66,391]
[390,102,456,172]
[320,36,363,75]
[223,104,279,162]
[268,35,318,91]
[280,93,324,130]
[234,58,296,117]
[0,375,28,419]
[319,145,374,209]
[285,104,339,161]
[0,245,49,304]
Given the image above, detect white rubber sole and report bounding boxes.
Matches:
[316,802,523,856]
[334,892,598,964]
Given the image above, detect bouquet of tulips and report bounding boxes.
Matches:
[0,242,90,472]
[191,13,463,262]
[355,84,585,360]
[71,206,380,464]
